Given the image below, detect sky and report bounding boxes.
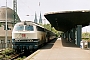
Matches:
[0,0,90,32]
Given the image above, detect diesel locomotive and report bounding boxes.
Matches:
[12,21,56,52]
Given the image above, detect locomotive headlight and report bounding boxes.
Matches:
[31,39,33,42]
[35,45,38,46]
[33,41,38,42]
[23,46,24,48]
[18,40,19,41]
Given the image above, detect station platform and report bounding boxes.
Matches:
[24,38,90,60]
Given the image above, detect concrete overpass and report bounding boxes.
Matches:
[44,10,90,47]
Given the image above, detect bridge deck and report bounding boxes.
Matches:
[24,38,90,60]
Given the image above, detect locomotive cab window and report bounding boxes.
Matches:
[25,25,34,31]
[15,25,24,31]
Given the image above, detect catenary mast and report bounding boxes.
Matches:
[13,0,17,25]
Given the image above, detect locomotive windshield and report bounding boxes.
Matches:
[25,25,34,31]
[15,25,24,31]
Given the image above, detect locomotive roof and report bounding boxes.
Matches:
[15,21,55,34]
[16,21,52,31]
[16,21,44,28]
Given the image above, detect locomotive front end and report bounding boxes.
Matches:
[12,22,39,52]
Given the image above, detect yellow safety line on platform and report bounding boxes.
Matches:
[24,50,40,60]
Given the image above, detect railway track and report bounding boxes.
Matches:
[0,48,37,60]
[10,52,24,60]
[11,51,33,60]
[0,48,30,60]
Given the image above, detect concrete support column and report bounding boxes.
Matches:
[64,32,66,38]
[61,33,64,38]
[68,31,71,42]
[66,31,69,42]
[72,28,75,43]
[69,30,73,42]
[76,25,82,46]
[63,33,64,38]
[65,32,67,38]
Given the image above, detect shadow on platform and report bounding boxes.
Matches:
[61,38,79,48]
[40,38,57,49]
[40,38,80,50]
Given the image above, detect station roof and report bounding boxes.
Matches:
[44,10,90,32]
[0,6,20,22]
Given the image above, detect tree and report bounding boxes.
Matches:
[82,32,90,40]
[39,23,62,37]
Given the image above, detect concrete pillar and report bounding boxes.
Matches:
[72,28,75,43]
[62,33,64,38]
[69,29,73,42]
[69,31,71,41]
[76,25,82,46]
[63,33,65,38]
[65,32,67,38]
[61,33,64,38]
[68,30,73,42]
[63,33,66,38]
[66,31,69,42]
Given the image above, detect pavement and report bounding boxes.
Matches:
[24,38,90,60]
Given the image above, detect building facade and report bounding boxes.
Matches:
[0,6,20,49]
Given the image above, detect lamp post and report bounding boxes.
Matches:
[5,0,7,48]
